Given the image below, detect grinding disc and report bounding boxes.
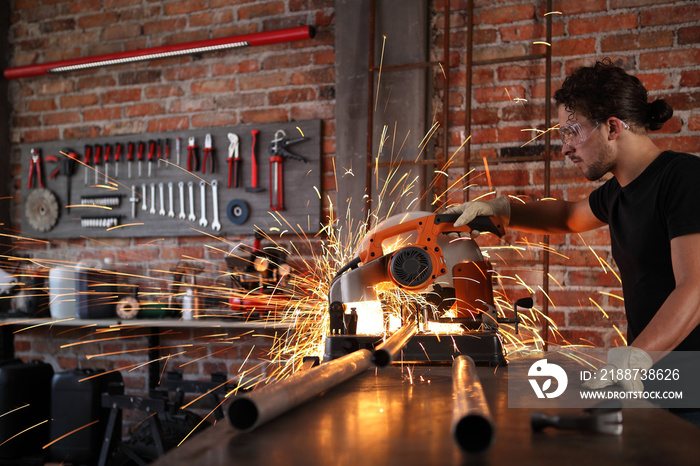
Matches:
[25,188,59,232]
[227,199,249,225]
[116,296,140,319]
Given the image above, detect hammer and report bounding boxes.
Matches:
[531,400,623,435]
[246,129,265,193]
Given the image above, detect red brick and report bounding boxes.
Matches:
[84,107,122,121]
[77,12,120,29]
[560,0,607,14]
[125,102,166,117]
[164,0,208,15]
[101,89,142,104]
[640,49,700,70]
[555,329,606,347]
[146,117,190,133]
[101,23,143,41]
[641,4,700,26]
[239,73,288,91]
[602,31,674,53]
[190,79,236,95]
[144,84,186,99]
[475,4,535,24]
[191,113,239,128]
[680,70,700,88]
[63,125,102,139]
[60,94,99,108]
[23,128,60,142]
[238,1,285,20]
[569,14,638,36]
[27,98,57,112]
[679,25,700,45]
[552,37,596,57]
[43,111,81,126]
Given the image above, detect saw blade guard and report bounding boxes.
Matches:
[328,211,503,325]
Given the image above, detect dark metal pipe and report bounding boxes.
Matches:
[371,321,418,367]
[227,349,372,433]
[451,355,495,453]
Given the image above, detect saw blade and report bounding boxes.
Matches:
[25,188,59,232]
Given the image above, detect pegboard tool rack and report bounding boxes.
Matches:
[19,120,322,239]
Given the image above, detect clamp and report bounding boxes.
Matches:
[27,147,44,189]
[268,130,308,211]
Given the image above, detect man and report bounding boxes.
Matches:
[447,59,700,395]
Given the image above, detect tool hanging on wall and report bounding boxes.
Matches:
[127,142,134,179]
[227,133,240,188]
[27,148,44,189]
[203,134,215,174]
[176,137,182,167]
[104,143,111,183]
[269,130,308,211]
[84,145,92,186]
[246,129,265,194]
[129,185,139,219]
[25,188,59,232]
[47,150,77,212]
[93,144,101,185]
[148,140,155,177]
[137,142,145,178]
[115,143,122,179]
[187,137,199,172]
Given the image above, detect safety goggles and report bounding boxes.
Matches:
[558,119,630,147]
[558,121,601,148]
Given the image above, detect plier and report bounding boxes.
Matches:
[203,133,214,174]
[27,147,44,188]
[187,136,198,172]
[227,133,240,188]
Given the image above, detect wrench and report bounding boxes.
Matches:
[199,180,208,228]
[178,181,186,220]
[168,182,175,218]
[141,183,148,211]
[187,181,196,222]
[158,182,166,216]
[211,180,221,231]
[150,183,156,215]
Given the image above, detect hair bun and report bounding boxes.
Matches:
[647,99,673,131]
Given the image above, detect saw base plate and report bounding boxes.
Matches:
[324,332,506,366]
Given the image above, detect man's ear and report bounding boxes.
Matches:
[607,118,629,140]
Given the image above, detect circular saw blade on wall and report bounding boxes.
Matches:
[25,188,60,232]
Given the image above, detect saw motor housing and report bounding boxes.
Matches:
[328,212,505,335]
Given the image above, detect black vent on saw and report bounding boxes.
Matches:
[390,247,433,287]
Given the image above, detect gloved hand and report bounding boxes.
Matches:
[444,195,511,228]
[582,346,653,392]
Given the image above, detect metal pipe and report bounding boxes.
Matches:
[227,348,372,433]
[4,26,315,79]
[371,321,418,367]
[451,355,495,453]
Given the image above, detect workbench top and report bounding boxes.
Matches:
[153,353,700,465]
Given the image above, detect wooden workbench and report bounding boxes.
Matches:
[152,353,700,465]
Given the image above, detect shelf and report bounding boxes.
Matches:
[0,316,291,330]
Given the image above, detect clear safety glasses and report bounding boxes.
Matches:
[558,120,630,148]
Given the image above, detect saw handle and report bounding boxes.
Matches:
[434,214,505,237]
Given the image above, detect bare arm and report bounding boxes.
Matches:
[631,233,700,356]
[508,198,605,234]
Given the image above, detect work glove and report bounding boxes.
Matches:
[444,195,511,229]
[582,346,653,392]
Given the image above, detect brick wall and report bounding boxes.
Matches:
[435,0,700,347]
[4,0,700,427]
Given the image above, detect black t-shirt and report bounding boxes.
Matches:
[589,151,700,350]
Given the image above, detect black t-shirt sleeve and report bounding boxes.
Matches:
[660,156,700,239]
[588,178,619,225]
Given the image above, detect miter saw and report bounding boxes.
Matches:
[325,211,531,365]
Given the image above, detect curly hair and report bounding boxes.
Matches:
[553,58,673,131]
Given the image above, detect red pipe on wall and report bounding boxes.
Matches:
[4,25,315,80]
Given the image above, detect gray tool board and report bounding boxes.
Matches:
[19,119,322,239]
